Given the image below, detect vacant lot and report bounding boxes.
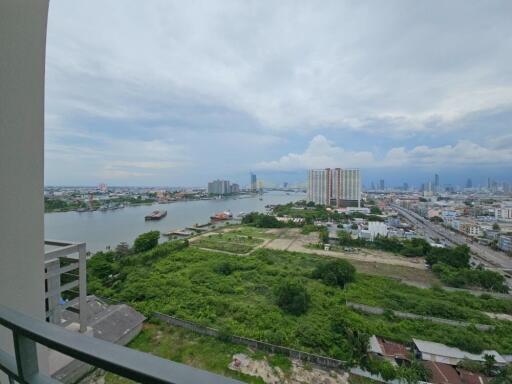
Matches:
[192,233,265,254]
[102,323,266,384]
[92,244,512,359]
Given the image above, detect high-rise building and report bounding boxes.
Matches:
[379,179,385,191]
[403,182,409,191]
[250,173,257,192]
[207,179,231,195]
[307,168,361,207]
[466,178,473,188]
[434,174,439,192]
[230,183,240,194]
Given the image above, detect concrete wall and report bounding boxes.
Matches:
[0,0,49,373]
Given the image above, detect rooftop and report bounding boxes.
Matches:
[413,338,506,364]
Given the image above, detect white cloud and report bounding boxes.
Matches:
[46,0,512,134]
[257,135,512,171]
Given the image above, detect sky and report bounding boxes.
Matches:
[45,0,512,188]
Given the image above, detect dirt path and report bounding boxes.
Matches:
[264,237,427,270]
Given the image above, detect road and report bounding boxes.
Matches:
[391,204,512,289]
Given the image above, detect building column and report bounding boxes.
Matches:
[0,0,50,376]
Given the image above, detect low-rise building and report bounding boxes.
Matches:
[498,234,512,253]
[368,335,411,366]
[368,221,388,240]
[413,338,506,367]
[451,220,481,237]
[422,361,462,384]
[495,204,512,222]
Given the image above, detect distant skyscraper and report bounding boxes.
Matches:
[230,183,240,194]
[379,179,385,191]
[370,181,375,190]
[307,168,361,207]
[208,179,231,195]
[250,173,257,192]
[403,182,409,191]
[434,174,439,192]
[466,178,473,188]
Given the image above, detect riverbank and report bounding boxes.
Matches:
[45,192,305,253]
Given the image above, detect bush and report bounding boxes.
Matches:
[242,212,283,228]
[274,279,310,315]
[133,231,160,253]
[214,261,234,275]
[312,260,356,288]
[433,263,509,293]
[426,245,470,269]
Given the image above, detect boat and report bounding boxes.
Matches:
[210,210,233,221]
[145,210,167,221]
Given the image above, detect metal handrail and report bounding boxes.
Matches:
[0,304,242,384]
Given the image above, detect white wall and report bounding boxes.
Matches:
[0,0,49,372]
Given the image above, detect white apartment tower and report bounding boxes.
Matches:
[307,168,361,207]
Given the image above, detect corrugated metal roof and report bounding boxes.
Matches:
[413,339,506,364]
[422,361,462,384]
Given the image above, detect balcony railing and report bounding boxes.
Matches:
[0,304,243,384]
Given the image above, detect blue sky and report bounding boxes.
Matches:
[45,1,512,188]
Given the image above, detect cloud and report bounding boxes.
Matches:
[257,135,512,171]
[47,0,512,134]
[44,1,512,185]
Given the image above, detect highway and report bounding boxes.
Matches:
[390,204,512,288]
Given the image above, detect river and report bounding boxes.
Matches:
[44,191,305,253]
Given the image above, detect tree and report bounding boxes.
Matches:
[312,260,356,288]
[430,216,444,223]
[370,206,382,215]
[274,279,310,315]
[492,364,512,383]
[398,359,431,383]
[483,354,496,376]
[115,242,131,256]
[318,227,329,244]
[493,223,501,231]
[133,231,160,253]
[426,245,470,269]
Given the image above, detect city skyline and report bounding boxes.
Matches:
[45,1,512,186]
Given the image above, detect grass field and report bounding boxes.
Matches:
[192,233,265,254]
[225,226,278,239]
[93,244,512,359]
[345,258,439,285]
[104,323,266,384]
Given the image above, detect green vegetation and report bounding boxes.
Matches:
[338,231,432,257]
[274,278,311,315]
[312,260,356,288]
[104,322,266,384]
[133,231,160,253]
[492,364,512,383]
[193,233,264,254]
[272,202,384,223]
[369,206,382,215]
[426,245,508,293]
[300,224,318,234]
[88,237,512,359]
[227,226,277,239]
[44,196,87,212]
[242,212,284,228]
[433,263,509,293]
[425,245,470,268]
[337,230,508,293]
